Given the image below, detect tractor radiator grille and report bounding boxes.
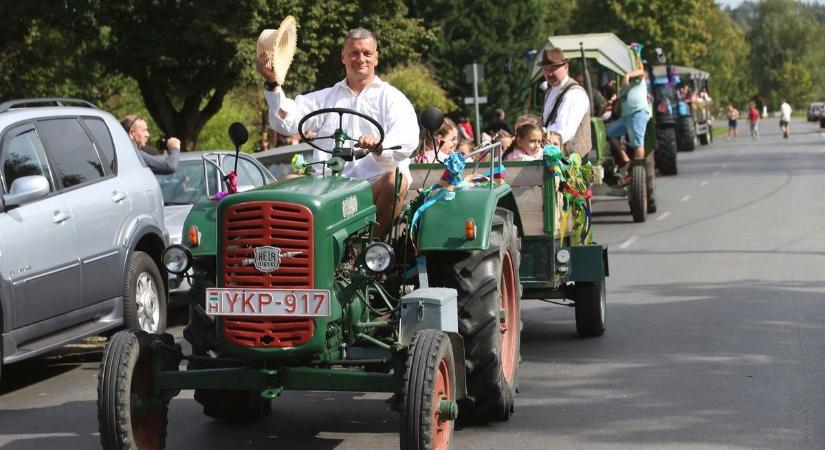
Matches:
[221,201,314,348]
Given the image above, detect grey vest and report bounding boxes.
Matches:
[544,78,592,158]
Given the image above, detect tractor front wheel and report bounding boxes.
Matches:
[98,330,179,450]
[400,330,457,450]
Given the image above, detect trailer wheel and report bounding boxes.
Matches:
[427,208,521,423]
[574,281,607,337]
[629,163,648,222]
[123,251,167,334]
[654,126,678,176]
[98,330,178,450]
[400,330,456,450]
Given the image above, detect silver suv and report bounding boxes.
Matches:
[0,98,169,380]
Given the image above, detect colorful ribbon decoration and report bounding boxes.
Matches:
[291,153,309,175]
[543,146,593,245]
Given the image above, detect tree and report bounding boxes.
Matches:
[405,0,574,125]
[383,64,456,113]
[693,7,751,107]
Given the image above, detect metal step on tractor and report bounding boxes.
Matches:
[96,106,608,449]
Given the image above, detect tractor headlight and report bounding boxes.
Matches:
[162,245,192,275]
[364,242,395,273]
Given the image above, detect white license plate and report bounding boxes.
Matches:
[205,288,331,317]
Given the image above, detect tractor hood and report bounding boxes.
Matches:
[183,176,376,256]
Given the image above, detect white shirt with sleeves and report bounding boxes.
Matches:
[541,75,590,144]
[780,102,792,122]
[264,77,419,181]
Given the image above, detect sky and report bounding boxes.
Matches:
[717,0,825,7]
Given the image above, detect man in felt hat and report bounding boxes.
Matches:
[120,114,181,175]
[256,27,419,238]
[538,47,591,158]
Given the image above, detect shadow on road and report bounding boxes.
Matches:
[515,279,824,449]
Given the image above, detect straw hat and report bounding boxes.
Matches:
[257,15,298,85]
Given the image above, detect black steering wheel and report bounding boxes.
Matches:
[297,107,385,161]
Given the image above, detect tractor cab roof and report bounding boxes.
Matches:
[531,33,638,80]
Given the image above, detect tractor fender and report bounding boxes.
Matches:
[415,186,522,252]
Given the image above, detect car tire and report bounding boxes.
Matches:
[426,208,521,424]
[400,330,456,450]
[123,251,167,334]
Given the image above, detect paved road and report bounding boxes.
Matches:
[1,120,823,449]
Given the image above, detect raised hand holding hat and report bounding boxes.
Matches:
[256,15,297,85]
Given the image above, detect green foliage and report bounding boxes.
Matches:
[383,65,456,113]
[693,8,751,107]
[774,61,813,107]
[404,0,574,126]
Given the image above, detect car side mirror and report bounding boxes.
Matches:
[420,108,444,133]
[3,175,50,207]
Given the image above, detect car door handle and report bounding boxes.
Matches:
[112,192,127,203]
[52,211,71,224]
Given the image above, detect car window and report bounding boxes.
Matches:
[156,160,207,205]
[221,156,266,188]
[1,126,55,193]
[38,118,105,189]
[83,117,116,173]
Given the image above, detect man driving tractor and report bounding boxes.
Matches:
[256,27,419,238]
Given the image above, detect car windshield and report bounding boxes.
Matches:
[155,160,215,206]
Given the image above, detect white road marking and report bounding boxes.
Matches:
[712,171,720,176]
[656,211,671,221]
[619,236,638,249]
[681,195,691,202]
[700,180,709,187]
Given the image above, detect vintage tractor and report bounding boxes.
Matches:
[96,106,608,450]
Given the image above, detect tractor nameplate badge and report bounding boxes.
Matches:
[342,195,358,218]
[242,246,302,272]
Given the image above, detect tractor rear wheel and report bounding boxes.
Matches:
[426,208,521,423]
[400,330,456,450]
[98,331,179,450]
[190,355,272,422]
[654,126,678,176]
[676,116,696,152]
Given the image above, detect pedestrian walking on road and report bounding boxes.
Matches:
[748,102,760,140]
[779,99,792,139]
[726,101,740,140]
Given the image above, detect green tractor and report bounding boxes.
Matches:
[96,107,608,449]
[530,33,658,222]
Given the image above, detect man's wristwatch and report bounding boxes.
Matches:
[263,80,279,91]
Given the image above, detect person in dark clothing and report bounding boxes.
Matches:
[120,114,180,175]
[483,108,514,137]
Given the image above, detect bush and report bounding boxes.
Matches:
[383,64,456,114]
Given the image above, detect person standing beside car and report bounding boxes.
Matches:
[120,114,181,174]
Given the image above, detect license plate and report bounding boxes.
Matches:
[205,288,331,317]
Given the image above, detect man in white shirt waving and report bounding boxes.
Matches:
[256,28,419,238]
[779,99,792,139]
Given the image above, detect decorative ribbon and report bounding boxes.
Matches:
[291,153,309,175]
[213,171,238,201]
[543,146,593,245]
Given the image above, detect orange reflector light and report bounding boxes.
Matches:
[187,225,200,247]
[465,218,476,240]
